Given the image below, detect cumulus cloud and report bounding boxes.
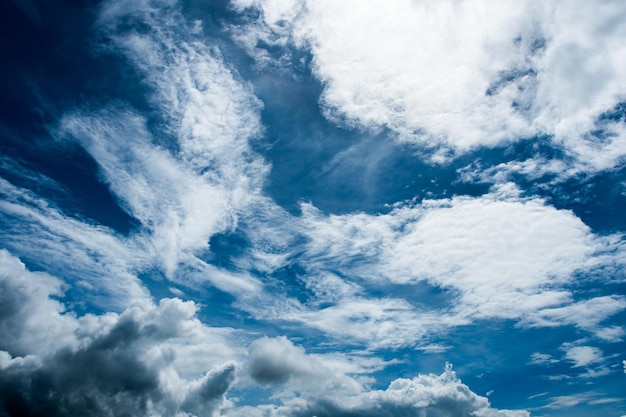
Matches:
[0,250,240,417]
[562,345,603,368]
[231,354,529,417]
[0,251,532,417]
[248,336,324,384]
[233,0,626,169]
[0,249,78,357]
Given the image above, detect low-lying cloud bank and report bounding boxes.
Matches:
[0,249,529,417]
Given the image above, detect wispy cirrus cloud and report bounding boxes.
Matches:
[21,0,272,299]
[0,177,148,306]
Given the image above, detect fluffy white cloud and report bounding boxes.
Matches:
[233,0,626,169]
[299,190,624,337]
[0,249,79,357]
[383,196,595,318]
[563,345,603,368]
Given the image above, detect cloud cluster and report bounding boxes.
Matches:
[286,188,626,346]
[233,0,626,169]
[228,336,529,417]
[1,250,533,417]
[90,0,268,274]
[1,0,624,413]
[0,249,240,417]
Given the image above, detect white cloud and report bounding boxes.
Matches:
[522,296,626,334]
[383,196,595,319]
[530,352,558,366]
[234,0,626,169]
[276,296,455,349]
[0,249,79,357]
[542,391,619,409]
[562,345,603,368]
[48,0,272,294]
[298,190,624,337]
[0,178,149,306]
[212,185,626,351]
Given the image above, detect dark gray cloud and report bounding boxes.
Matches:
[0,250,237,417]
[248,336,330,385]
[0,315,160,417]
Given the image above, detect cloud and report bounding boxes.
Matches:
[0,0,275,304]
[215,187,625,350]
[382,195,594,318]
[0,251,532,417]
[247,336,392,388]
[270,296,453,350]
[248,336,325,384]
[0,249,78,358]
[51,0,271,287]
[233,0,626,169]
[294,189,626,345]
[0,250,240,417]
[521,296,626,334]
[229,360,529,417]
[563,345,603,368]
[542,391,620,410]
[0,179,148,307]
[529,353,558,366]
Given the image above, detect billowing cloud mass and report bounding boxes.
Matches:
[0,250,238,417]
[1,0,625,415]
[233,0,626,169]
[0,251,530,417]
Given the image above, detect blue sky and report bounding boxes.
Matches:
[1,0,626,416]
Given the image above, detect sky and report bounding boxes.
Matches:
[1,0,625,416]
